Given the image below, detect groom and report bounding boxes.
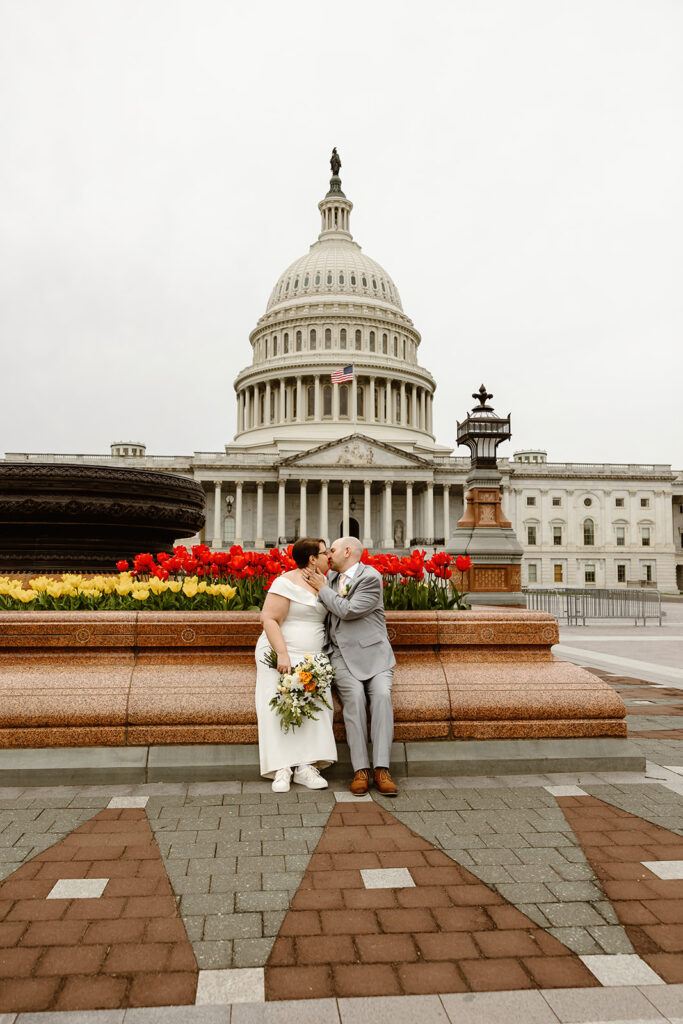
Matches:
[305,536,398,796]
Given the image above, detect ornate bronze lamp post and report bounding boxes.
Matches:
[449,385,525,605]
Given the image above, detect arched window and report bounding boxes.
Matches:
[323,385,332,417]
[355,329,362,350]
[273,335,278,355]
[583,519,595,545]
[259,392,265,423]
[307,385,315,418]
[314,273,320,286]
[265,338,269,358]
[357,385,364,417]
[351,273,356,286]
[326,272,332,285]
[395,391,401,423]
[285,280,289,292]
[304,275,309,287]
[296,330,302,352]
[283,332,289,353]
[325,328,332,350]
[292,388,297,420]
[381,280,386,293]
[293,278,299,291]
[393,335,398,355]
[339,272,344,285]
[402,338,406,359]
[270,390,275,420]
[362,275,368,287]
[340,328,347,349]
[340,385,349,416]
[310,329,316,350]
[382,333,388,354]
[369,331,376,352]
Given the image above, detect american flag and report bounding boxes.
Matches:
[331,365,354,383]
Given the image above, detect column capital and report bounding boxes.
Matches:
[443,482,450,492]
[405,479,414,488]
[384,479,392,489]
[363,478,373,488]
[256,480,264,491]
[320,478,329,487]
[299,478,308,488]
[342,479,351,488]
[213,480,222,489]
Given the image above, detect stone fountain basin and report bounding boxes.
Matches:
[0,607,626,748]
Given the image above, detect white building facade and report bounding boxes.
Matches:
[4,160,681,592]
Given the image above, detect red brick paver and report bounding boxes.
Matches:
[558,794,683,983]
[264,799,598,1000]
[0,808,197,1013]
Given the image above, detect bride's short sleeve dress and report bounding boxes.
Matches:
[255,576,337,778]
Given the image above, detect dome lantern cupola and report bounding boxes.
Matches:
[317,147,353,241]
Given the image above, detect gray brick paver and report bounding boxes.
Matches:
[203,911,262,940]
[191,939,234,968]
[587,923,635,953]
[235,890,291,912]
[547,925,603,954]
[494,883,558,904]
[536,901,608,927]
[232,936,277,967]
[180,894,236,916]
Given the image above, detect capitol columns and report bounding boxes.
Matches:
[319,479,329,546]
[244,389,251,430]
[426,480,435,543]
[405,481,414,547]
[265,382,271,426]
[314,376,322,421]
[342,480,350,536]
[363,479,373,549]
[443,484,451,546]
[212,480,222,549]
[383,480,394,549]
[400,382,406,424]
[367,376,376,423]
[277,480,286,544]
[255,482,265,549]
[296,378,304,423]
[411,386,417,429]
[299,479,307,537]
[235,481,244,546]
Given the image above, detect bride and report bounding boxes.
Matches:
[255,537,337,792]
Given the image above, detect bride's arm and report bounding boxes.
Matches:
[260,593,291,673]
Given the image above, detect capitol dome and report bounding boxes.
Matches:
[233,152,436,452]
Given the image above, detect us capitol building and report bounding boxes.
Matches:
[5,153,683,593]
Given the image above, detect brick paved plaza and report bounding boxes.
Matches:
[1,664,683,1022]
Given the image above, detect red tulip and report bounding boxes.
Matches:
[455,555,472,571]
[116,560,129,572]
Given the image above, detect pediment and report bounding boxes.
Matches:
[279,434,432,470]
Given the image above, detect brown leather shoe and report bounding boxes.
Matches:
[350,768,371,796]
[374,767,398,796]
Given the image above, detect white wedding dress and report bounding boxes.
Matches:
[255,575,337,778]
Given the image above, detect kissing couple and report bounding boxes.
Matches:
[255,536,398,797]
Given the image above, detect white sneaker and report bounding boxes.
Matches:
[293,764,328,790]
[272,767,292,793]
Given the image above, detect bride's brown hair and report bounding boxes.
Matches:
[291,538,326,569]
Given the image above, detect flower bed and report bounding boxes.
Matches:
[0,545,472,612]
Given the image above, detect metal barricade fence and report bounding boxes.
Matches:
[523,587,662,626]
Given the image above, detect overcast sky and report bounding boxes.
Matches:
[1,1,681,465]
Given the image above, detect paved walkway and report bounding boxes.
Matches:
[1,667,683,1021]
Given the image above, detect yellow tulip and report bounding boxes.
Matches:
[221,585,237,600]
[148,578,167,595]
[168,581,182,593]
[132,589,150,601]
[197,581,207,594]
[17,590,37,603]
[115,583,132,596]
[182,581,198,598]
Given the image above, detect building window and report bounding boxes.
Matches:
[395,390,401,423]
[641,526,651,546]
[357,386,364,417]
[355,329,362,350]
[273,336,278,355]
[339,385,349,417]
[283,332,289,353]
[617,564,627,583]
[325,328,332,350]
[528,564,538,583]
[326,272,332,285]
[369,331,376,352]
[526,496,536,506]
[223,515,235,544]
[527,525,537,545]
[402,338,406,359]
[323,385,332,417]
[258,392,264,423]
[584,497,592,507]
[584,565,596,584]
[292,388,297,420]
[615,497,625,507]
[552,497,561,507]
[393,335,398,355]
[270,390,275,420]
[382,333,388,354]
[553,564,563,583]
[310,329,316,350]
[339,272,344,285]
[314,273,320,285]
[296,330,302,352]
[303,275,309,287]
[350,274,356,285]
[553,526,562,545]
[340,328,347,349]
[640,497,650,508]
[616,526,625,546]
[362,275,367,287]
[583,519,595,545]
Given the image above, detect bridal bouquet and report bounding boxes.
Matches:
[262,649,335,734]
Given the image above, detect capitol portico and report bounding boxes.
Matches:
[3,153,682,592]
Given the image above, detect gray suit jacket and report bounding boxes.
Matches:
[317,563,396,679]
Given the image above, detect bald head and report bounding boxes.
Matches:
[329,536,363,572]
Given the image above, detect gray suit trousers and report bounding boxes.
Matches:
[330,652,394,771]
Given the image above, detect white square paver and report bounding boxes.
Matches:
[544,785,588,797]
[195,967,265,1005]
[47,878,109,900]
[580,953,665,986]
[641,860,683,879]
[334,791,373,802]
[360,867,415,889]
[107,796,149,808]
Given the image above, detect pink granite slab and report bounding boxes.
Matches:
[0,612,137,648]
